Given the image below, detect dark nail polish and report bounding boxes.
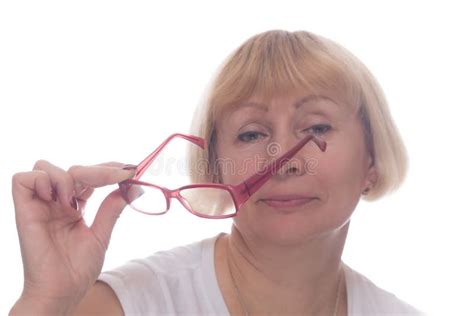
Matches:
[70,197,79,211]
[51,187,58,202]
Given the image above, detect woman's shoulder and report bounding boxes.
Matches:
[104,233,220,279]
[98,233,226,315]
[343,263,424,315]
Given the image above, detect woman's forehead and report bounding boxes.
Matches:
[218,90,354,119]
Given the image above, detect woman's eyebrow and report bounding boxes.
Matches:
[235,94,338,113]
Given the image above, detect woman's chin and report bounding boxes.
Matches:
[236,213,342,247]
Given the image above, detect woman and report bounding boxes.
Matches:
[10,30,421,315]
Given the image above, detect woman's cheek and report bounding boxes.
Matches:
[218,155,255,185]
[235,155,261,181]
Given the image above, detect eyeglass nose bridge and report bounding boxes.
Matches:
[166,188,194,214]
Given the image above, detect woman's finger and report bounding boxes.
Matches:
[94,161,129,168]
[72,162,133,194]
[33,160,76,211]
[68,164,136,189]
[70,162,136,212]
[12,171,53,204]
[11,170,81,224]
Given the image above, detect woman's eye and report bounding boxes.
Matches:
[237,131,266,142]
[305,124,332,135]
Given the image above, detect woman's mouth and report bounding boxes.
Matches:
[261,197,316,208]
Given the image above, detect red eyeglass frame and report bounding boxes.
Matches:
[119,133,326,219]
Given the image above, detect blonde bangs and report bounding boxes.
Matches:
[209,30,362,121]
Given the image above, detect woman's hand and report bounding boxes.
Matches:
[10,160,136,316]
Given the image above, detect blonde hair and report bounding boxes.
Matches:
[188,30,408,201]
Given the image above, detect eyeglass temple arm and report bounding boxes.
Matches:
[234,135,326,206]
[134,133,206,179]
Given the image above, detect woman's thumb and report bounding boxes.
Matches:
[90,188,127,250]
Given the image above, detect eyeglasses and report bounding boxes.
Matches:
[118,133,326,219]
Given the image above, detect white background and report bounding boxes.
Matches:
[1,1,473,315]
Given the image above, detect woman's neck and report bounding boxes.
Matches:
[221,223,349,315]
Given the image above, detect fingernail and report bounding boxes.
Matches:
[70,197,79,211]
[51,187,58,202]
[122,164,138,171]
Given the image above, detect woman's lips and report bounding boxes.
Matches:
[261,197,316,208]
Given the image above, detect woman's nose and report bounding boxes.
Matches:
[275,156,305,177]
[277,162,303,177]
[269,138,307,178]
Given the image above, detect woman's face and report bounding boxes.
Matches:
[215,91,377,245]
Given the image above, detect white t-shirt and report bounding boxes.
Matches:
[99,234,422,315]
